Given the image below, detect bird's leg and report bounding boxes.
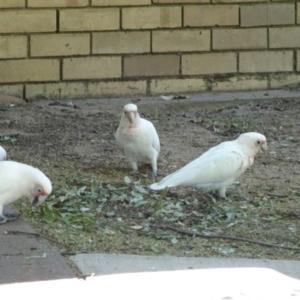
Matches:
[151,157,158,177]
[218,187,227,199]
[130,161,138,173]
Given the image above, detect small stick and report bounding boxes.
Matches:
[5,230,68,248]
[266,193,288,198]
[150,224,300,251]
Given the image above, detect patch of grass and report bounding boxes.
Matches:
[12,172,300,259]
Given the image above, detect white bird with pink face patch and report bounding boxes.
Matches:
[0,146,6,161]
[116,103,160,175]
[150,132,267,198]
[0,161,52,224]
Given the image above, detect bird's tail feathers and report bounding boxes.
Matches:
[150,182,166,190]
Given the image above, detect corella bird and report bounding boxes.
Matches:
[0,146,6,161]
[0,161,52,224]
[115,103,160,175]
[150,132,267,198]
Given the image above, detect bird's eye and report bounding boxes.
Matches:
[33,186,43,194]
[255,140,261,146]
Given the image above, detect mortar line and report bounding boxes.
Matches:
[120,8,122,30]
[56,9,59,33]
[181,5,184,28]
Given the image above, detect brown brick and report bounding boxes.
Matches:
[60,9,119,32]
[63,57,121,80]
[31,34,90,57]
[88,81,147,97]
[124,55,179,77]
[297,52,300,71]
[0,85,23,98]
[122,7,181,29]
[26,83,86,100]
[0,10,56,33]
[92,32,150,54]
[0,36,27,59]
[241,4,295,27]
[182,53,237,75]
[152,30,210,52]
[92,0,150,5]
[270,28,300,49]
[212,76,267,91]
[28,0,88,7]
[271,74,300,89]
[150,78,207,94]
[0,0,25,7]
[298,3,300,24]
[0,59,59,83]
[184,5,239,27]
[240,51,293,73]
[154,0,209,2]
[213,29,267,50]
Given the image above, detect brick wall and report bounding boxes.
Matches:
[0,0,299,100]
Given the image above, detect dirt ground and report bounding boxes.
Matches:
[1,94,300,264]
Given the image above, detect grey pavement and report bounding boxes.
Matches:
[0,208,75,284]
[71,253,300,280]
[177,89,300,102]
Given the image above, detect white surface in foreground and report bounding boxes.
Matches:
[1,268,300,299]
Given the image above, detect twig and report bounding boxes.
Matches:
[266,192,288,198]
[150,224,300,251]
[248,191,288,198]
[5,230,68,248]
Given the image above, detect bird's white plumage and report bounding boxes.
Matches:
[115,103,160,174]
[0,146,6,161]
[0,161,52,223]
[150,132,267,198]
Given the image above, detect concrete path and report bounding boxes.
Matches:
[0,208,75,284]
[178,89,300,103]
[71,253,300,280]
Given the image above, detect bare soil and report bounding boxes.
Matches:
[1,95,300,264]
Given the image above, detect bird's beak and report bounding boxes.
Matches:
[32,196,39,206]
[128,112,134,124]
[261,142,268,152]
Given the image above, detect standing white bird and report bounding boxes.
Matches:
[115,103,160,175]
[0,161,52,224]
[0,146,6,161]
[150,132,267,198]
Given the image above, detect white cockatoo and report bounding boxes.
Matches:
[0,161,52,224]
[0,146,6,161]
[115,103,160,175]
[150,132,267,198]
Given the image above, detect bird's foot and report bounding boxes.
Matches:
[152,170,165,177]
[5,213,20,221]
[0,215,7,224]
[151,170,157,177]
[0,213,20,224]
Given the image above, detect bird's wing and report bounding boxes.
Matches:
[150,149,245,190]
[142,119,160,152]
